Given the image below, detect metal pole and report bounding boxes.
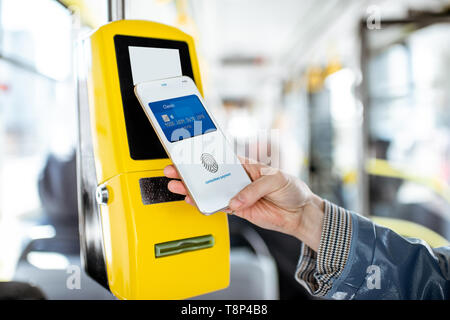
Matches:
[358,19,370,216]
[0,0,3,222]
[108,0,125,22]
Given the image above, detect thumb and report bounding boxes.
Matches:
[228,172,286,211]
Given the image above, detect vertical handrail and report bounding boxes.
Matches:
[108,0,125,22]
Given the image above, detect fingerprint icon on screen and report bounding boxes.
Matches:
[201,153,218,173]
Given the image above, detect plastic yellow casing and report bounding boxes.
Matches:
[85,20,229,299]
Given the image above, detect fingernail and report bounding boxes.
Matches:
[229,197,243,210]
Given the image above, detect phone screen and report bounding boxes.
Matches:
[149,94,217,142]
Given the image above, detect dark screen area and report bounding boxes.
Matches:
[114,35,195,160]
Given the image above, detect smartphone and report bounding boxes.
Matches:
[134,76,251,215]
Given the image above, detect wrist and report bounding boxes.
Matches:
[294,194,325,252]
[311,194,325,212]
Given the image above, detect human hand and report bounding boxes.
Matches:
[163,158,325,251]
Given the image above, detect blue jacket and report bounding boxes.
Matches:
[295,201,450,299]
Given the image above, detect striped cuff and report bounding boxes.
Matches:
[294,200,353,297]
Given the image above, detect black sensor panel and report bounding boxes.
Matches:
[139,177,185,205]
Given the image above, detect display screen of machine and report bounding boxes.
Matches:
[128,46,182,85]
[149,94,216,142]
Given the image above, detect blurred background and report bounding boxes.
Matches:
[0,0,449,300]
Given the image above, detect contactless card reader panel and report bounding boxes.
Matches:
[76,20,230,300]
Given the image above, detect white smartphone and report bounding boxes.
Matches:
[134,76,251,215]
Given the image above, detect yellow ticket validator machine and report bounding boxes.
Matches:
[76,20,230,299]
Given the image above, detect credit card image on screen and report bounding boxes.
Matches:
[148,94,217,143]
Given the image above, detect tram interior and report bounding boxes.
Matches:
[0,0,449,300]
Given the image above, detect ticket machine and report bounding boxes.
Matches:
[76,20,230,299]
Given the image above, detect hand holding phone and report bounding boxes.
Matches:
[134,76,251,215]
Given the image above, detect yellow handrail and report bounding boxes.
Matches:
[366,158,450,204]
[371,216,449,248]
[60,0,105,29]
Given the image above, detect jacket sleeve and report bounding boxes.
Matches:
[295,200,450,299]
